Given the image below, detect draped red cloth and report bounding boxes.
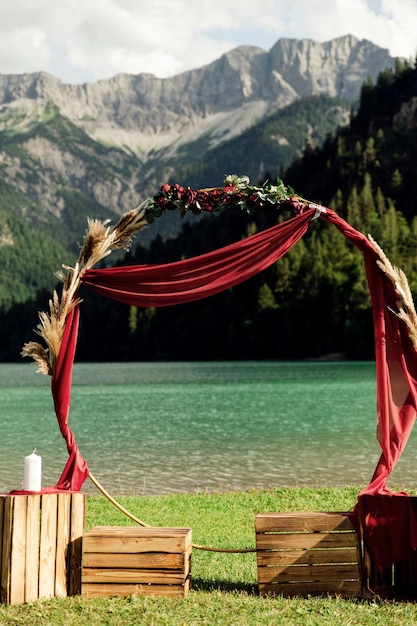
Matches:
[322,210,417,570]
[50,305,90,491]
[33,205,417,569]
[323,211,417,493]
[80,210,314,307]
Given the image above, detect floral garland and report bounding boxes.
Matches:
[142,174,307,223]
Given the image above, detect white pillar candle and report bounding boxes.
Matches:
[24,450,42,492]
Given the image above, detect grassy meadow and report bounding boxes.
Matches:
[1,486,417,625]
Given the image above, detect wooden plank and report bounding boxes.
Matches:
[259,579,361,597]
[256,547,360,566]
[0,496,6,604]
[84,527,191,550]
[55,493,71,598]
[82,551,187,570]
[258,563,361,584]
[9,496,27,605]
[82,568,187,585]
[68,493,85,597]
[83,534,189,554]
[87,526,191,545]
[82,580,190,598]
[25,495,40,603]
[256,532,358,550]
[255,512,354,533]
[0,497,3,578]
[90,526,191,536]
[70,493,86,536]
[0,497,13,604]
[39,494,58,600]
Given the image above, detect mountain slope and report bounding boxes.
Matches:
[0,103,140,250]
[172,94,351,189]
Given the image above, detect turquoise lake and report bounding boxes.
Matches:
[1,361,417,495]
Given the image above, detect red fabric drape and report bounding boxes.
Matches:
[50,305,89,491]
[36,205,417,569]
[322,210,417,569]
[323,211,417,490]
[80,211,314,306]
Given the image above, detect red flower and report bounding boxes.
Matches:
[195,190,213,212]
[173,183,185,198]
[247,193,262,209]
[282,196,305,214]
[209,189,224,206]
[154,195,170,209]
[183,187,196,205]
[229,192,244,205]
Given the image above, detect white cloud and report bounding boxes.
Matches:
[0,0,416,84]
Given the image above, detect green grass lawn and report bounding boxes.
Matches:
[2,486,417,625]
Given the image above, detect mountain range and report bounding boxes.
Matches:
[0,34,397,308]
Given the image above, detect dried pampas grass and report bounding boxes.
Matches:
[368,234,417,350]
[22,203,148,376]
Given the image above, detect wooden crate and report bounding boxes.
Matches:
[82,526,192,598]
[0,492,85,605]
[255,512,362,598]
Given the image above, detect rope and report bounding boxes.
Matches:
[88,472,256,554]
[88,472,150,527]
[192,544,256,553]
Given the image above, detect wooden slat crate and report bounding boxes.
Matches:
[255,512,362,598]
[82,526,192,598]
[0,492,85,605]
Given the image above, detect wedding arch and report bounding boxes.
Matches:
[21,175,417,570]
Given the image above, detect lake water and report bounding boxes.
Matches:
[1,361,417,495]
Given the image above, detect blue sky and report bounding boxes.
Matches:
[1,0,416,84]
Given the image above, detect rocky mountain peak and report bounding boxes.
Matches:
[269,35,391,100]
[0,34,395,156]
